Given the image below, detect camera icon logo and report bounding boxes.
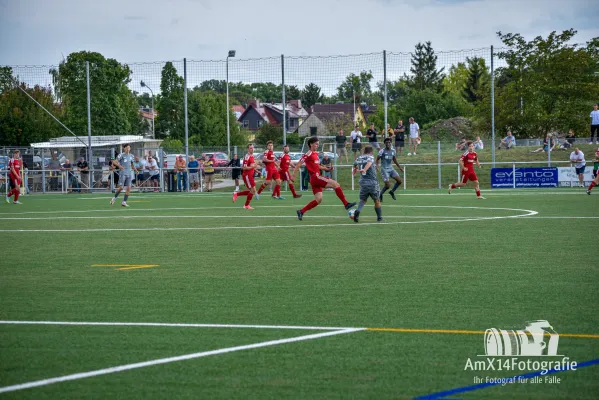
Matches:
[484,320,560,356]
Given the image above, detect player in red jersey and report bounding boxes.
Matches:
[5,150,23,204]
[278,144,301,199]
[232,143,259,209]
[448,141,485,199]
[256,141,281,199]
[292,136,356,220]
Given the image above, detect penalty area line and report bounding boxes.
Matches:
[0,327,363,394]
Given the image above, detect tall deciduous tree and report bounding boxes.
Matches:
[156,62,184,139]
[0,69,64,145]
[493,29,599,136]
[52,51,140,136]
[408,41,445,91]
[336,70,374,104]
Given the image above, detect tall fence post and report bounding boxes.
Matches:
[383,50,387,139]
[184,58,189,192]
[86,61,92,191]
[403,166,406,191]
[491,45,496,168]
[512,162,516,189]
[281,54,286,146]
[41,148,46,193]
[437,141,442,189]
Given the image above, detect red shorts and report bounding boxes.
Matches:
[310,174,330,194]
[461,170,478,183]
[243,173,255,189]
[266,169,280,181]
[279,169,291,182]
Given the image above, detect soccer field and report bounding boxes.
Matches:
[0,190,598,399]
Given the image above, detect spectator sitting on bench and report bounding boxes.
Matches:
[559,129,576,150]
[530,134,556,153]
[473,136,484,150]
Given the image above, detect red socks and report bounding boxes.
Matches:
[245,194,253,206]
[7,189,19,201]
[589,182,596,191]
[273,184,281,197]
[257,183,266,194]
[334,187,348,206]
[301,200,318,214]
[289,183,298,197]
[237,190,250,196]
[451,183,456,189]
[476,190,481,197]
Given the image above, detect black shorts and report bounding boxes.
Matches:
[395,140,405,148]
[352,142,361,151]
[575,166,586,175]
[231,170,241,180]
[149,174,159,181]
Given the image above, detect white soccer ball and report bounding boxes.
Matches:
[348,209,356,220]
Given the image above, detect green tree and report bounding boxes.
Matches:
[408,41,445,91]
[463,57,490,103]
[493,29,599,137]
[156,62,184,139]
[188,90,240,146]
[255,123,283,145]
[51,51,140,136]
[0,78,64,145]
[300,83,324,109]
[443,62,469,95]
[336,71,374,103]
[284,85,301,100]
[0,66,14,93]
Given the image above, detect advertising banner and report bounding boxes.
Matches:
[491,167,558,188]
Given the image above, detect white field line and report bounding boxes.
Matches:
[0,320,356,330]
[0,206,538,232]
[0,215,484,221]
[0,328,363,394]
[0,205,534,216]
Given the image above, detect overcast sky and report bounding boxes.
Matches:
[1,0,597,95]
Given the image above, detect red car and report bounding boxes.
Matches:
[204,152,229,167]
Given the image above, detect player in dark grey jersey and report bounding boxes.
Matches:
[110,143,138,207]
[377,138,404,202]
[352,146,383,223]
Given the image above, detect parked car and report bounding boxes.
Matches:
[204,152,229,167]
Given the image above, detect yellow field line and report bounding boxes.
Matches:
[366,328,599,339]
[92,264,159,267]
[116,265,157,271]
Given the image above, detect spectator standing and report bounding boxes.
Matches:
[590,104,599,144]
[366,123,379,150]
[569,148,586,187]
[22,160,30,194]
[62,159,79,193]
[499,131,516,150]
[108,157,120,191]
[76,157,89,192]
[350,125,363,159]
[146,155,159,192]
[133,156,144,188]
[394,119,406,155]
[227,154,241,192]
[335,130,349,163]
[188,155,200,192]
[408,117,420,156]
[321,153,333,179]
[47,154,61,191]
[175,155,187,192]
[203,155,215,192]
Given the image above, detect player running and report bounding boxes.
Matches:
[292,136,356,220]
[448,141,485,199]
[377,137,404,202]
[257,141,283,200]
[278,144,302,199]
[5,150,23,204]
[110,143,137,207]
[232,143,259,210]
[353,146,383,223]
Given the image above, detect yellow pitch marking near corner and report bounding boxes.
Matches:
[92,264,159,271]
[366,328,599,339]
